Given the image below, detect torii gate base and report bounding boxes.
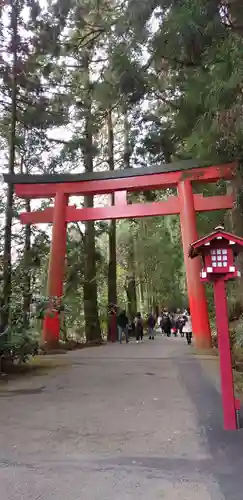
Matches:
[4,160,237,349]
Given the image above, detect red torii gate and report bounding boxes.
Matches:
[4,160,237,349]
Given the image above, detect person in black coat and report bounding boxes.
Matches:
[135,312,144,343]
[148,313,156,340]
[117,310,129,343]
[161,313,172,337]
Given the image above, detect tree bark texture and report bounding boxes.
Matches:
[227,171,243,308]
[23,199,31,328]
[1,0,18,330]
[107,109,117,340]
[123,105,137,318]
[82,51,101,343]
[125,237,137,319]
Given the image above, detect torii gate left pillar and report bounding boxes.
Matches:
[43,191,68,345]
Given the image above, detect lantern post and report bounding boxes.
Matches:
[189,226,243,431]
[213,278,236,430]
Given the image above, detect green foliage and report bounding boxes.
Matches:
[116,212,185,313]
[0,331,38,365]
[0,299,39,367]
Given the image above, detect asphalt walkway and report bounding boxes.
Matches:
[0,336,243,499]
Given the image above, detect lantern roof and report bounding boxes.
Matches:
[189,226,243,258]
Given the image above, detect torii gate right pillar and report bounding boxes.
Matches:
[178,180,212,349]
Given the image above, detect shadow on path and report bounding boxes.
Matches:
[178,358,243,500]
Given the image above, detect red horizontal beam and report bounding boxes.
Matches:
[20,194,233,224]
[15,163,236,199]
[21,197,179,224]
[194,194,233,212]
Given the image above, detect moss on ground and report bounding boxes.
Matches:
[0,355,71,386]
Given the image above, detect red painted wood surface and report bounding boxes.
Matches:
[14,162,236,348]
[15,163,236,198]
[43,312,60,346]
[191,227,243,252]
[43,192,67,344]
[20,194,234,225]
[178,180,212,349]
[213,278,237,430]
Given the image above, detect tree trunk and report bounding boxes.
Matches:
[139,277,144,310]
[82,51,101,343]
[23,199,31,328]
[1,0,18,330]
[20,150,32,330]
[108,220,117,306]
[227,173,243,308]
[123,104,137,318]
[134,230,144,314]
[107,109,117,341]
[125,276,137,319]
[83,213,101,342]
[107,109,117,337]
[123,104,132,170]
[125,238,137,319]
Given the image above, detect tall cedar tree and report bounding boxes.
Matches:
[0,0,71,329]
[1,0,18,330]
[123,105,137,319]
[82,50,102,342]
[107,108,117,335]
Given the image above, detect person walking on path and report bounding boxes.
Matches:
[135,312,144,343]
[182,309,192,345]
[171,313,178,337]
[128,318,135,338]
[147,313,156,340]
[157,314,162,332]
[178,311,185,337]
[162,312,172,337]
[117,310,129,344]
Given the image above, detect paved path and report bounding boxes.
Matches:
[0,336,243,499]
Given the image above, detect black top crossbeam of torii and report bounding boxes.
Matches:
[4,159,214,185]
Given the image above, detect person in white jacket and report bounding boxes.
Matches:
[182,309,192,345]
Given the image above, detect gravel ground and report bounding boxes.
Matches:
[0,335,243,499]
